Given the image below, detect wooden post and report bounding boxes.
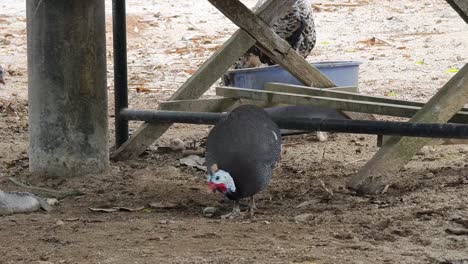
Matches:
[346,63,468,194]
[27,0,109,177]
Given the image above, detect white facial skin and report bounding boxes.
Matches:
[207,169,236,193]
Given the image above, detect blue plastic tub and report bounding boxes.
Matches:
[223,61,362,89]
[223,61,363,135]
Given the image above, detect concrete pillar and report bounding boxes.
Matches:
[27,0,109,177]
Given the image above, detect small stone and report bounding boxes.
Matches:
[55,220,65,226]
[169,138,185,151]
[424,172,435,179]
[294,213,314,223]
[46,198,59,206]
[316,131,328,142]
[202,207,218,218]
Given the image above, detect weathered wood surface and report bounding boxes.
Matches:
[346,63,468,194]
[216,86,468,122]
[111,0,294,160]
[446,0,468,24]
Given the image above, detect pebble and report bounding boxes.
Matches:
[202,207,218,218]
[294,213,314,224]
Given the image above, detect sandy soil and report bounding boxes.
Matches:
[1,0,468,263]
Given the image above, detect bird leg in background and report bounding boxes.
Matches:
[221,200,242,219]
[247,196,257,217]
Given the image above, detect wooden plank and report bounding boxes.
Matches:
[265,82,468,113]
[111,0,295,160]
[208,0,335,88]
[329,86,359,93]
[346,63,468,194]
[216,86,468,122]
[159,98,276,112]
[446,0,468,24]
[378,134,468,147]
[159,98,239,112]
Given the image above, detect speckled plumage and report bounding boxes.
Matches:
[205,105,281,201]
[236,0,316,68]
[0,65,5,85]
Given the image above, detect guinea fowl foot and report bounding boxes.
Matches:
[221,210,243,219]
[221,200,243,219]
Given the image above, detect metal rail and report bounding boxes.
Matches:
[120,108,468,139]
[112,0,129,147]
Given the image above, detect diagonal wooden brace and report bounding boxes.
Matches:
[345,0,468,194]
[446,0,468,24]
[346,63,468,194]
[111,0,296,160]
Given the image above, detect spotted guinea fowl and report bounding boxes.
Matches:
[206,104,281,219]
[235,0,316,68]
[0,65,5,85]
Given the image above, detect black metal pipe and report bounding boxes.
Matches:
[120,108,468,139]
[112,0,129,147]
[122,108,224,125]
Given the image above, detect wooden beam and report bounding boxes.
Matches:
[446,0,468,24]
[208,0,335,88]
[111,0,294,160]
[346,63,468,194]
[265,82,468,114]
[159,98,239,112]
[216,86,468,122]
[159,98,276,112]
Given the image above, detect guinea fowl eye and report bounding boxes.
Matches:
[215,176,220,181]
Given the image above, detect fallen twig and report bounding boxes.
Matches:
[8,177,84,199]
[445,228,468,236]
[182,149,205,156]
[319,179,334,198]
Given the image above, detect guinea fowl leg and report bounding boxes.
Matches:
[221,200,242,219]
[247,196,257,218]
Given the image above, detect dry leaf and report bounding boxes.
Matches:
[136,87,152,93]
[149,202,178,209]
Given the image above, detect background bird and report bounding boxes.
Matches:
[235,0,316,69]
[205,105,282,219]
[0,65,5,86]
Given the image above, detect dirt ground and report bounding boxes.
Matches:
[1,0,468,263]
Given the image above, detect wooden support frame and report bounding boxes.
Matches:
[111,0,297,160]
[112,0,467,194]
[112,0,367,160]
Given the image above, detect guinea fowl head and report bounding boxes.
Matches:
[0,66,5,85]
[207,164,236,194]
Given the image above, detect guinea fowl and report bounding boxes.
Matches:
[0,65,5,85]
[206,105,282,219]
[235,0,316,68]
